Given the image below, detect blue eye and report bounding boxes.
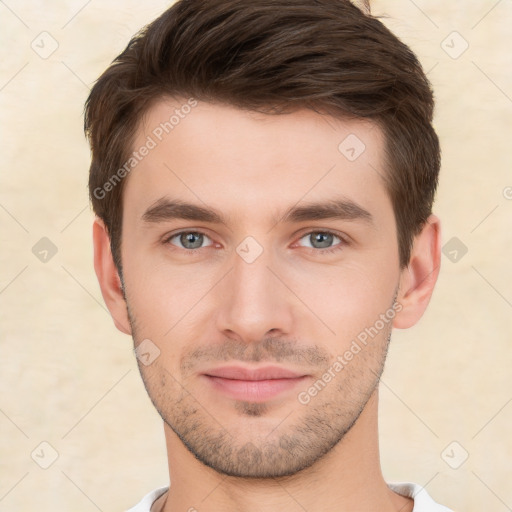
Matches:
[166,231,213,250]
[162,229,347,255]
[297,231,346,254]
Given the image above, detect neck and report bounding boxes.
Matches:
[159,389,412,512]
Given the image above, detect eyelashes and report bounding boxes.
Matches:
[163,229,348,256]
[295,230,347,254]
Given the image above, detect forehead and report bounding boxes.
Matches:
[123,97,391,226]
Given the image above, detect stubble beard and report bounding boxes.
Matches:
[126,296,393,479]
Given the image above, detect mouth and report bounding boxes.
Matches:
[202,365,309,402]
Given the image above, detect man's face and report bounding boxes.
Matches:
[120,98,402,477]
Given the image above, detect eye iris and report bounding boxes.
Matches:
[176,233,337,250]
[181,232,203,249]
[311,232,333,249]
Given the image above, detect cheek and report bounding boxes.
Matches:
[122,252,219,351]
[290,260,398,345]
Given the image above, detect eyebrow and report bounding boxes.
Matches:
[141,196,374,226]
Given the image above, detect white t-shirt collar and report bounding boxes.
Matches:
[126,482,454,511]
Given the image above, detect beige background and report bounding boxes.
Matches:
[1,1,511,511]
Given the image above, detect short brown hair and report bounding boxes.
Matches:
[85,0,440,273]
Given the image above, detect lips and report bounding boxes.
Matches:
[204,365,304,381]
[202,365,309,402]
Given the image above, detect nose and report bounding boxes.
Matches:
[214,242,294,344]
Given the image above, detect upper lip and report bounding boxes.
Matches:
[203,365,306,381]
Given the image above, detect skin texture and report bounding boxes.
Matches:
[93,98,441,512]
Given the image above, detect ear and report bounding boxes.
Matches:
[393,214,441,329]
[92,217,132,335]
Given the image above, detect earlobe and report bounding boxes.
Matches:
[92,218,132,335]
[393,214,442,329]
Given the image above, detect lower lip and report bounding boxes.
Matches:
[203,375,308,402]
